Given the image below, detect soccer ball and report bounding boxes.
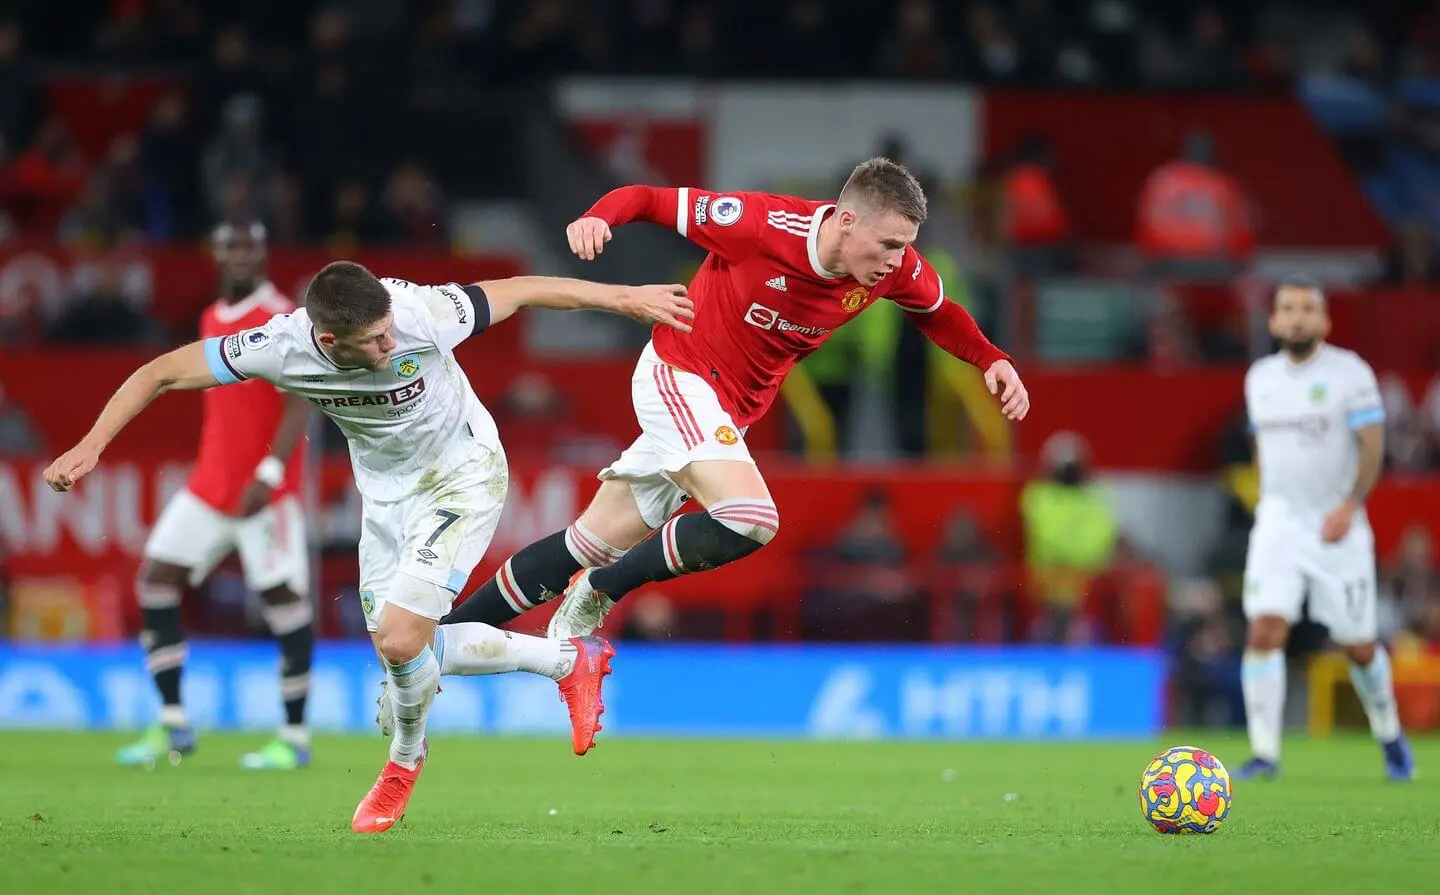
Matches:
[1139,745,1232,834]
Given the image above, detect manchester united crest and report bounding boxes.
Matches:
[841,286,869,313]
[715,425,739,445]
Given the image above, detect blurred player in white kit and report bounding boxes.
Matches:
[1238,279,1414,781]
[43,261,694,832]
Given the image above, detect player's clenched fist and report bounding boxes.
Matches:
[43,444,101,492]
[617,284,695,333]
[567,216,612,260]
[985,360,1031,421]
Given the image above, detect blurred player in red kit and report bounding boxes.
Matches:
[116,221,316,770]
[400,157,1028,712]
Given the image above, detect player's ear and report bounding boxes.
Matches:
[316,331,336,348]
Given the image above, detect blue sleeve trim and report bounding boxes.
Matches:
[1348,406,1385,429]
[203,337,242,385]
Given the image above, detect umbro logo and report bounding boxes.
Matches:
[765,276,787,292]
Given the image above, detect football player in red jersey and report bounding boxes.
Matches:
[416,158,1026,691]
[115,222,317,770]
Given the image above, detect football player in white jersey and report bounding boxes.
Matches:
[1238,279,1414,781]
[43,261,695,832]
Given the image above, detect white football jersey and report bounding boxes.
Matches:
[1245,343,1384,522]
[202,278,501,501]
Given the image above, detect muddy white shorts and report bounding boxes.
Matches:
[357,446,508,631]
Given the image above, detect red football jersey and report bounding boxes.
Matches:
[587,186,1009,426]
[188,282,304,513]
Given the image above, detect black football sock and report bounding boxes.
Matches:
[138,582,187,723]
[260,596,315,735]
[587,505,773,601]
[441,523,628,626]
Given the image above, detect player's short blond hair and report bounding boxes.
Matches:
[838,157,928,224]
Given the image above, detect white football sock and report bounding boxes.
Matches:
[386,646,439,770]
[1242,649,1286,763]
[1348,644,1403,743]
[434,623,577,681]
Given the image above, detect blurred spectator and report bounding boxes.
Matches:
[138,90,202,239]
[292,11,366,201]
[934,506,1013,642]
[1383,525,1440,637]
[1144,291,1204,372]
[875,0,953,80]
[267,171,310,245]
[492,371,623,466]
[1169,577,1246,726]
[197,25,272,138]
[0,20,37,164]
[1378,374,1434,471]
[1020,432,1119,643]
[323,178,393,250]
[379,161,448,247]
[46,261,165,345]
[0,384,44,454]
[1001,133,1072,276]
[1055,37,1102,86]
[1135,129,1255,279]
[673,4,723,78]
[618,593,678,642]
[59,135,147,246]
[1383,218,1439,287]
[497,0,580,81]
[1180,5,1247,88]
[961,3,1024,83]
[766,0,840,78]
[804,490,920,640]
[202,94,278,224]
[2,117,86,238]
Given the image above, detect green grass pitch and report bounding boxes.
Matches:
[1,732,1436,894]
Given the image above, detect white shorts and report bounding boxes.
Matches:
[357,446,508,631]
[145,489,309,594]
[1243,509,1378,644]
[598,342,755,528]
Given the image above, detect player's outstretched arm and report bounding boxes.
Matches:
[43,342,221,493]
[478,276,695,332]
[236,392,313,517]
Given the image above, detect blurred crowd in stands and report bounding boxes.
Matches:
[3,1,1440,246]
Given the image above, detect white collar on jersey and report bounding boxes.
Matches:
[1282,341,1329,372]
[212,281,282,323]
[807,204,842,280]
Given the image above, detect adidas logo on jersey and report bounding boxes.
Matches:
[766,276,787,292]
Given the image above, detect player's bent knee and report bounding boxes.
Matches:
[258,584,303,605]
[1343,641,1377,666]
[136,561,186,609]
[375,574,446,664]
[708,498,780,546]
[374,627,431,666]
[1246,616,1289,651]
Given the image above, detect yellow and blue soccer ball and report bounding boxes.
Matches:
[1139,745,1232,834]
